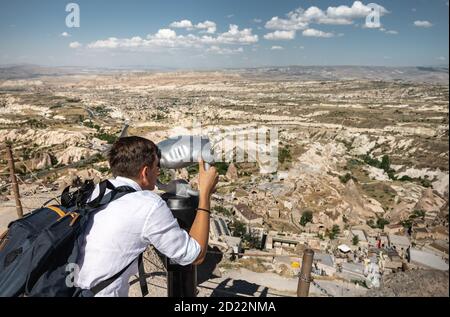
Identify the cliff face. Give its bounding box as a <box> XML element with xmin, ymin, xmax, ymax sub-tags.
<box><xmin>366</xmin><ymin>270</ymin><xmax>449</xmax><ymax>297</ymax></box>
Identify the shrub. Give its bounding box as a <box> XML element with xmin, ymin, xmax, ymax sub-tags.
<box><xmin>327</xmin><ymin>225</ymin><xmax>341</xmax><ymax>240</ymax></box>
<box><xmin>339</xmin><ymin>173</ymin><xmax>356</xmax><ymax>184</ymax></box>
<box><xmin>231</xmin><ymin>220</ymin><xmax>247</xmax><ymax>238</ymax></box>
<box><xmin>95</xmin><ymin>132</ymin><xmax>117</xmax><ymax>144</ymax></box>
<box><xmin>300</xmin><ymin>211</ymin><xmax>313</xmax><ymax>227</ymax></box>
<box><xmin>279</xmin><ymin>146</ymin><xmax>292</xmax><ymax>164</ymax></box>
<box><xmin>242</xmin><ymin>233</ymin><xmax>262</xmax><ymax>249</ymax></box>
<box><xmin>159</xmin><ymin>169</ymin><xmax>172</xmax><ymax>184</ymax></box>
<box><xmin>376</xmin><ymin>218</ymin><xmax>390</xmax><ymax>229</ymax></box>
<box><xmin>410</xmin><ymin>210</ymin><xmax>426</xmax><ymax>220</ymax></box>
<box><xmin>399</xmin><ymin>175</ymin><xmax>413</xmax><ymax>182</ymax></box>
<box><xmin>362</xmin><ymin>154</ymin><xmax>397</xmax><ymax>180</ymax></box>
<box><xmin>97</xmin><ymin>166</ymin><xmax>110</xmax><ymax>174</ymax></box>
<box><xmin>215</xmin><ymin>162</ymin><xmax>229</xmax><ymax>175</ymax></box>
<box><xmin>419</xmin><ymin>177</ymin><xmax>432</xmax><ymax>188</ymax></box>
<box><xmin>401</xmin><ymin>219</ymin><xmax>413</xmax><ymax>229</ymax></box>
<box><xmin>214</xmin><ymin>206</ymin><xmax>232</xmax><ymax>217</ymax></box>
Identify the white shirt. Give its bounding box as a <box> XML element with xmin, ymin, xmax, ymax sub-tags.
<box><xmin>75</xmin><ymin>177</ymin><xmax>201</xmax><ymax>297</ymax></box>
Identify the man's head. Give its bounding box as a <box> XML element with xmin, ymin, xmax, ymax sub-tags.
<box><xmin>108</xmin><ymin>136</ymin><xmax>160</xmax><ymax>190</ymax></box>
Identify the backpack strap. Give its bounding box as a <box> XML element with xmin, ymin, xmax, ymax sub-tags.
<box><xmin>137</xmin><ymin>253</ymin><xmax>149</xmax><ymax>296</ymax></box>
<box><xmin>84</xmin><ymin>180</ymin><xmax>136</xmax><ymax>211</ymax></box>
<box><xmin>98</xmin><ymin>184</ymin><xmax>137</xmax><ymax>206</ymax></box>
<box><xmin>86</xmin><ymin>180</ymin><xmax>112</xmax><ymax>208</ymax></box>
<box><xmin>89</xmin><ymin>253</ymin><xmax>148</xmax><ymax>297</ymax></box>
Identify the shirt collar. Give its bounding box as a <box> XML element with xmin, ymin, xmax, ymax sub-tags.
<box><xmin>115</xmin><ymin>176</ymin><xmax>143</xmax><ymax>192</ymax></box>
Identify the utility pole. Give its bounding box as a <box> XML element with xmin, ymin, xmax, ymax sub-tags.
<box><xmin>297</xmin><ymin>248</ymin><xmax>314</xmax><ymax>297</ymax></box>
<box><xmin>5</xmin><ymin>143</ymin><xmax>23</xmax><ymax>218</ymax></box>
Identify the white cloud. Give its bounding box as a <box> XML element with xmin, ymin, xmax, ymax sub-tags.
<box><xmin>271</xmin><ymin>46</ymin><xmax>284</xmax><ymax>50</ymax></box>
<box><xmin>265</xmin><ymin>14</ymin><xmax>309</xmax><ymax>31</ymax></box>
<box><xmin>414</xmin><ymin>20</ymin><xmax>433</xmax><ymax>28</ymax></box>
<box><xmin>304</xmin><ymin>6</ymin><xmax>353</xmax><ymax>25</ymax></box>
<box><xmin>385</xmin><ymin>30</ymin><xmax>398</xmax><ymax>35</ymax></box>
<box><xmin>170</xmin><ymin>20</ymin><xmax>194</xmax><ymax>29</ymax></box>
<box><xmin>326</xmin><ymin>1</ymin><xmax>388</xmax><ymax>21</ymax></box>
<box><xmin>196</xmin><ymin>21</ymin><xmax>217</xmax><ymax>34</ymax></box>
<box><xmin>264</xmin><ymin>30</ymin><xmax>296</xmax><ymax>40</ymax></box>
<box><xmin>69</xmin><ymin>41</ymin><xmax>82</xmax><ymax>49</ymax></box>
<box><xmin>212</xmin><ymin>24</ymin><xmax>258</xmax><ymax>44</ymax></box>
<box><xmin>170</xmin><ymin>19</ymin><xmax>217</xmax><ymax>34</ymax></box>
<box><xmin>437</xmin><ymin>56</ymin><xmax>446</xmax><ymax>61</ymax></box>
<box><xmin>154</xmin><ymin>29</ymin><xmax>177</xmax><ymax>39</ymax></box>
<box><xmin>265</xmin><ymin>1</ymin><xmax>388</xmax><ymax>31</ymax></box>
<box><xmin>61</xmin><ymin>32</ymin><xmax>71</xmax><ymax>37</ymax></box>
<box><xmin>253</xmin><ymin>19</ymin><xmax>262</xmax><ymax>23</ymax></box>
<box><xmin>86</xmin><ymin>25</ymin><xmax>258</xmax><ymax>51</ymax></box>
<box><xmin>207</xmin><ymin>46</ymin><xmax>243</xmax><ymax>55</ymax></box>
<box><xmin>302</xmin><ymin>28</ymin><xmax>334</xmax><ymax>38</ymax></box>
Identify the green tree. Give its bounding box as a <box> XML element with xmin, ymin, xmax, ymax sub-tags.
<box><xmin>95</xmin><ymin>132</ymin><xmax>117</xmax><ymax>144</ymax></box>
<box><xmin>339</xmin><ymin>173</ymin><xmax>354</xmax><ymax>184</ymax></box>
<box><xmin>242</xmin><ymin>232</ymin><xmax>262</xmax><ymax>249</ymax></box>
<box><xmin>380</xmin><ymin>155</ymin><xmax>391</xmax><ymax>172</ymax></box>
<box><xmin>410</xmin><ymin>210</ymin><xmax>426</xmax><ymax>220</ymax></box>
<box><xmin>213</xmin><ymin>206</ymin><xmax>232</xmax><ymax>217</ymax></box>
<box><xmin>300</xmin><ymin>211</ymin><xmax>313</xmax><ymax>227</ymax></box>
<box><xmin>401</xmin><ymin>219</ymin><xmax>413</xmax><ymax>229</ymax></box>
<box><xmin>376</xmin><ymin>218</ymin><xmax>390</xmax><ymax>229</ymax></box>
<box><xmin>158</xmin><ymin>169</ymin><xmax>172</xmax><ymax>184</ymax></box>
<box><xmin>232</xmin><ymin>220</ymin><xmax>247</xmax><ymax>237</ymax></box>
<box><xmin>419</xmin><ymin>177</ymin><xmax>432</xmax><ymax>188</ymax></box>
<box><xmin>352</xmin><ymin>235</ymin><xmax>359</xmax><ymax>246</ymax></box>
<box><xmin>215</xmin><ymin>162</ymin><xmax>230</xmax><ymax>175</ymax></box>
<box><xmin>328</xmin><ymin>225</ymin><xmax>341</xmax><ymax>240</ymax></box>
<box><xmin>279</xmin><ymin>146</ymin><xmax>292</xmax><ymax>164</ymax></box>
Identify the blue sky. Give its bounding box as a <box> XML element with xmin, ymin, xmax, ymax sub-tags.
<box><xmin>0</xmin><ymin>0</ymin><xmax>448</xmax><ymax>69</ymax></box>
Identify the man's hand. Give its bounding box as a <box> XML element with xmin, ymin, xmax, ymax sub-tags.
<box><xmin>189</xmin><ymin>158</ymin><xmax>219</xmax><ymax>265</ymax></box>
<box><xmin>198</xmin><ymin>158</ymin><xmax>219</xmax><ymax>199</ymax></box>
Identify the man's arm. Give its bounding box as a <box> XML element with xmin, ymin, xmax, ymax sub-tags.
<box><xmin>189</xmin><ymin>158</ymin><xmax>218</xmax><ymax>265</ymax></box>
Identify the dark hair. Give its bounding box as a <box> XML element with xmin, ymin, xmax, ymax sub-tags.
<box><xmin>108</xmin><ymin>136</ymin><xmax>158</xmax><ymax>179</ymax></box>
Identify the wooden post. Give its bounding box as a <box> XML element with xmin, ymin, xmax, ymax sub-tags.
<box><xmin>5</xmin><ymin>144</ymin><xmax>23</xmax><ymax>218</ymax></box>
<box><xmin>297</xmin><ymin>248</ymin><xmax>314</xmax><ymax>297</ymax></box>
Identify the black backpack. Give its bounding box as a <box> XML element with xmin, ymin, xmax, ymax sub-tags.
<box><xmin>0</xmin><ymin>179</ymin><xmax>149</xmax><ymax>297</ymax></box>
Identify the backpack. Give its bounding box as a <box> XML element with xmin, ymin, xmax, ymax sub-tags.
<box><xmin>0</xmin><ymin>179</ymin><xmax>149</xmax><ymax>297</ymax></box>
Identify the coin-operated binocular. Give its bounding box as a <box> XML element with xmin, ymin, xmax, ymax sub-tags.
<box><xmin>156</xmin><ymin>136</ymin><xmax>214</xmax><ymax>297</ymax></box>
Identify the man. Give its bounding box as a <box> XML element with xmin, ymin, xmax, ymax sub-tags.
<box><xmin>75</xmin><ymin>136</ymin><xmax>219</xmax><ymax>297</ymax></box>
